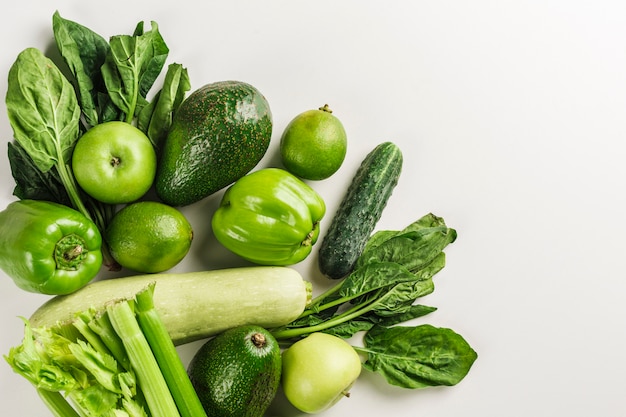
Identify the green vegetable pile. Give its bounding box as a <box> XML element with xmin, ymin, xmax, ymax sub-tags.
<box><xmin>6</xmin><ymin>11</ymin><xmax>190</xmax><ymax>271</ymax></box>
<box><xmin>1</xmin><ymin>11</ymin><xmax>478</xmax><ymax>417</ymax></box>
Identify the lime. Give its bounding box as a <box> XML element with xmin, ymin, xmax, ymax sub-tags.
<box><xmin>280</xmin><ymin>104</ymin><xmax>347</xmax><ymax>180</ymax></box>
<box><xmin>105</xmin><ymin>201</ymin><xmax>193</xmax><ymax>273</ymax></box>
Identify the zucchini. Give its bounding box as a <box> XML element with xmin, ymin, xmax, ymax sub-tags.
<box><xmin>318</xmin><ymin>142</ymin><xmax>403</xmax><ymax>279</ymax></box>
<box><xmin>29</xmin><ymin>266</ymin><xmax>312</xmax><ymax>345</ymax></box>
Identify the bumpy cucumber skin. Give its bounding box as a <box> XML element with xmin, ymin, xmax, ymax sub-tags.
<box><xmin>318</xmin><ymin>142</ymin><xmax>403</xmax><ymax>279</ymax></box>
<box><xmin>187</xmin><ymin>325</ymin><xmax>281</xmax><ymax>417</ymax></box>
<box><xmin>29</xmin><ymin>267</ymin><xmax>309</xmax><ymax>345</ymax></box>
<box><xmin>156</xmin><ymin>80</ymin><xmax>272</xmax><ymax>206</ymax></box>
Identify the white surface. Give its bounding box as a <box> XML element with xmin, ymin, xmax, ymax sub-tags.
<box><xmin>1</xmin><ymin>1</ymin><xmax>626</xmax><ymax>416</ymax></box>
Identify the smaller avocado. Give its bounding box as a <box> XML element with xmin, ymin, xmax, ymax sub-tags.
<box><xmin>187</xmin><ymin>325</ymin><xmax>281</xmax><ymax>417</ymax></box>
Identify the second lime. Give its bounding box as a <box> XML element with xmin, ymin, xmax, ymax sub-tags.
<box><xmin>105</xmin><ymin>201</ymin><xmax>193</xmax><ymax>273</ymax></box>
<box><xmin>280</xmin><ymin>104</ymin><xmax>347</xmax><ymax>181</ymax></box>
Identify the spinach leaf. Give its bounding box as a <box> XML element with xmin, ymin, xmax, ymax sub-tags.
<box><xmin>131</xmin><ymin>21</ymin><xmax>169</xmax><ymax>100</ymax></box>
<box><xmin>322</xmin><ymin>305</ymin><xmax>437</xmax><ymax>339</ymax></box>
<box><xmin>368</xmin><ymin>278</ymin><xmax>435</xmax><ymax>317</ymax></box>
<box><xmin>52</xmin><ymin>11</ymin><xmax>111</xmax><ymax>127</ymax></box>
<box><xmin>357</xmin><ymin>213</ymin><xmax>457</xmax><ymax>273</ymax></box>
<box><xmin>359</xmin><ymin>324</ymin><xmax>478</xmax><ymax>389</ymax></box>
<box><xmin>137</xmin><ymin>63</ymin><xmax>190</xmax><ymax>149</ymax></box>
<box><xmin>5</xmin><ymin>46</ymin><xmax>96</xmax><ymax>223</ymax></box>
<box><xmin>347</xmin><ymin>252</ymin><xmax>444</xmax><ymax>317</ymax></box>
<box><xmin>374</xmin><ymin>304</ymin><xmax>438</xmax><ymax>325</ymax></box>
<box><xmin>6</xmin><ymin>48</ymin><xmax>81</xmax><ymax>173</ymax></box>
<box><xmin>98</xmin><ymin>91</ymin><xmax>123</xmax><ymax>123</ymax></box>
<box><xmin>363</xmin><ymin>212</ymin><xmax>446</xmax><ymax>251</ymax></box>
<box><xmin>101</xmin><ymin>21</ymin><xmax>169</xmax><ymax>122</ymax></box>
<box><xmin>339</xmin><ymin>262</ymin><xmax>418</xmax><ymax>300</ymax></box>
<box><xmin>7</xmin><ymin>141</ymin><xmax>71</xmax><ymax>205</ymax></box>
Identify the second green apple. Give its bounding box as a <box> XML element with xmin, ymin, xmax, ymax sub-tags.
<box><xmin>281</xmin><ymin>332</ymin><xmax>362</xmax><ymax>414</ymax></box>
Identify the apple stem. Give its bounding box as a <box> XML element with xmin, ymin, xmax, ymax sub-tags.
<box><xmin>110</xmin><ymin>156</ymin><xmax>121</xmax><ymax>167</ymax></box>
<box><xmin>342</xmin><ymin>390</ymin><xmax>351</xmax><ymax>398</ymax></box>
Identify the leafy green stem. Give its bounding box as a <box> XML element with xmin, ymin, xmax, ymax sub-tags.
<box><xmin>36</xmin><ymin>388</ymin><xmax>80</xmax><ymax>417</ymax></box>
<box><xmin>55</xmin><ymin>160</ymin><xmax>91</xmax><ymax>221</ymax></box>
<box><xmin>273</xmin><ymin>297</ymin><xmax>379</xmax><ymax>341</ymax></box>
<box><xmin>125</xmin><ymin>76</ymin><xmax>138</xmax><ymax>124</ymax></box>
<box><xmin>306</xmin><ymin>281</ymin><xmax>343</xmax><ymax>309</ymax></box>
<box><xmin>84</xmin><ymin>198</ymin><xmax>119</xmax><ymax>270</ymax></box>
<box><xmin>298</xmin><ymin>288</ymin><xmax>356</xmax><ymax>319</ymax></box>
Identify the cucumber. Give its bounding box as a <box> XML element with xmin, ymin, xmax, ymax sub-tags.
<box><xmin>29</xmin><ymin>266</ymin><xmax>311</xmax><ymax>345</ymax></box>
<box><xmin>318</xmin><ymin>142</ymin><xmax>403</xmax><ymax>279</ymax></box>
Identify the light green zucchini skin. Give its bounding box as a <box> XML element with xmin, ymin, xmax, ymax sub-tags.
<box><xmin>29</xmin><ymin>266</ymin><xmax>311</xmax><ymax>345</ymax></box>
<box><xmin>318</xmin><ymin>142</ymin><xmax>403</xmax><ymax>279</ymax></box>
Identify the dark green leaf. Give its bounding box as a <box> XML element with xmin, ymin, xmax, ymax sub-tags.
<box><xmin>97</xmin><ymin>92</ymin><xmax>122</xmax><ymax>122</ymax></box>
<box><xmin>369</xmin><ymin>278</ymin><xmax>434</xmax><ymax>316</ymax></box>
<box><xmin>134</xmin><ymin>23</ymin><xmax>169</xmax><ymax>100</ymax></box>
<box><xmin>101</xmin><ymin>21</ymin><xmax>169</xmax><ymax>120</ymax></box>
<box><xmin>363</xmin><ymin>213</ymin><xmax>447</xmax><ymax>252</ymax></box>
<box><xmin>339</xmin><ymin>262</ymin><xmax>417</xmax><ymax>300</ymax></box>
<box><xmin>322</xmin><ymin>305</ymin><xmax>437</xmax><ymax>339</ymax></box>
<box><xmin>362</xmin><ymin>324</ymin><xmax>478</xmax><ymax>389</ymax></box>
<box><xmin>52</xmin><ymin>11</ymin><xmax>110</xmax><ymax>127</ymax></box>
<box><xmin>322</xmin><ymin>320</ymin><xmax>375</xmax><ymax>338</ymax></box>
<box><xmin>348</xmin><ymin>252</ymin><xmax>444</xmax><ymax>312</ymax></box>
<box><xmin>375</xmin><ymin>304</ymin><xmax>438</xmax><ymax>325</ymax></box>
<box><xmin>137</xmin><ymin>63</ymin><xmax>190</xmax><ymax>149</ymax></box>
<box><xmin>7</xmin><ymin>141</ymin><xmax>71</xmax><ymax>205</ymax></box>
<box><xmin>358</xmin><ymin>213</ymin><xmax>457</xmax><ymax>274</ymax></box>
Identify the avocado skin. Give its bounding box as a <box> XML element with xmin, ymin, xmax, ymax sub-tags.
<box><xmin>156</xmin><ymin>80</ymin><xmax>272</xmax><ymax>206</ymax></box>
<box><xmin>187</xmin><ymin>325</ymin><xmax>282</xmax><ymax>417</ymax></box>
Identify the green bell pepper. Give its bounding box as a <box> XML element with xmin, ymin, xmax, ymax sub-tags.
<box><xmin>212</xmin><ymin>168</ymin><xmax>326</xmax><ymax>265</ymax></box>
<box><xmin>0</xmin><ymin>199</ymin><xmax>103</xmax><ymax>295</ymax></box>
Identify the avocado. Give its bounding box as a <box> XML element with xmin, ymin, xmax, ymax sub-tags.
<box><xmin>187</xmin><ymin>325</ymin><xmax>282</xmax><ymax>417</ymax></box>
<box><xmin>156</xmin><ymin>80</ymin><xmax>272</xmax><ymax>206</ymax></box>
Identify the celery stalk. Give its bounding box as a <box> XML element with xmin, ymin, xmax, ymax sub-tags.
<box><xmin>72</xmin><ymin>313</ymin><xmax>115</xmax><ymax>362</ymax></box>
<box><xmin>107</xmin><ymin>298</ymin><xmax>181</xmax><ymax>417</ymax></box>
<box><xmin>37</xmin><ymin>388</ymin><xmax>81</xmax><ymax>417</ymax></box>
<box><xmin>135</xmin><ymin>284</ymin><xmax>208</xmax><ymax>417</ymax></box>
<box><xmin>87</xmin><ymin>311</ymin><xmax>132</xmax><ymax>371</ymax></box>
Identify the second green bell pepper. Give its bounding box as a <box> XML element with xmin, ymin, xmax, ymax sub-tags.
<box><xmin>0</xmin><ymin>199</ymin><xmax>103</xmax><ymax>295</ymax></box>
<box><xmin>212</xmin><ymin>168</ymin><xmax>326</xmax><ymax>265</ymax></box>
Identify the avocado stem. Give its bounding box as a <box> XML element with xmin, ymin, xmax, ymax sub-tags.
<box><xmin>251</xmin><ymin>332</ymin><xmax>267</xmax><ymax>348</ymax></box>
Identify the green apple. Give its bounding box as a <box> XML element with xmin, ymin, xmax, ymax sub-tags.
<box><xmin>281</xmin><ymin>332</ymin><xmax>362</xmax><ymax>414</ymax></box>
<box><xmin>72</xmin><ymin>121</ymin><xmax>156</xmax><ymax>204</ymax></box>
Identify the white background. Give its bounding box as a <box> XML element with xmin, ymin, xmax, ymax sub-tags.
<box><xmin>1</xmin><ymin>1</ymin><xmax>625</xmax><ymax>416</ymax></box>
